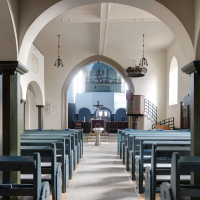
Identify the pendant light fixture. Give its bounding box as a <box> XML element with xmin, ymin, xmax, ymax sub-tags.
<box><xmin>54</xmin><ymin>35</ymin><xmax>64</xmax><ymax>68</ymax></box>
<box><xmin>94</xmin><ymin>61</ymin><xmax>103</xmax><ymax>82</ymax></box>
<box><xmin>125</xmin><ymin>34</ymin><xmax>148</xmax><ymax>77</ymax></box>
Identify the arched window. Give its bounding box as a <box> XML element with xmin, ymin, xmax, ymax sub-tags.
<box><xmin>169</xmin><ymin>57</ymin><xmax>178</xmax><ymax>105</ymax></box>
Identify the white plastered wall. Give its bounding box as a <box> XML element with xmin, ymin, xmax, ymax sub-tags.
<box><xmin>25</xmin><ymin>85</ymin><xmax>38</xmax><ymax>129</ymax></box>
<box><xmin>43</xmin><ymin>50</ymin><xmax>166</xmax><ymax>129</ymax></box>
<box><xmin>105</xmin><ymin>50</ymin><xmax>166</xmax><ymax>122</ymax></box>
<box><xmin>165</xmin><ymin>41</ymin><xmax>190</xmax><ymax>128</ymax></box>
<box><xmin>43</xmin><ymin>51</ymin><xmax>96</xmax><ymax>129</ymax></box>
<box><xmin>20</xmin><ymin>44</ymin><xmax>45</xmax><ymax>105</ymax></box>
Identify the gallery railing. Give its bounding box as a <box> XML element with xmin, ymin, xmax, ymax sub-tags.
<box><xmin>152</xmin><ymin>117</ymin><xmax>174</xmax><ymax>130</ymax></box>
<box><xmin>144</xmin><ymin>99</ymin><xmax>157</xmax><ymax>124</ymax></box>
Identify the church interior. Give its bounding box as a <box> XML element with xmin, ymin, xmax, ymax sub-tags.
<box><xmin>0</xmin><ymin>0</ymin><xmax>200</xmax><ymax>199</ymax></box>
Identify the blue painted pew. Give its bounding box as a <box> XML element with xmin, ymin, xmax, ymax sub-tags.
<box><xmin>126</xmin><ymin>135</ymin><xmax>190</xmax><ymax>174</ymax></box>
<box><xmin>141</xmin><ymin>145</ymin><xmax>190</xmax><ymax>199</ymax></box>
<box><xmin>21</xmin><ymin>139</ymin><xmax>69</xmax><ymax>193</ymax></box>
<box><xmin>24</xmin><ymin>129</ymin><xmax>83</xmax><ymax>158</ymax></box>
<box><xmin>21</xmin><ymin>144</ymin><xmax>62</xmax><ymax>200</ymax></box>
<box><xmin>160</xmin><ymin>153</ymin><xmax>200</xmax><ymax>200</ymax></box>
<box><xmin>0</xmin><ymin>153</ymin><xmax>50</xmax><ymax>200</ymax></box>
<box><xmin>129</xmin><ymin>139</ymin><xmax>188</xmax><ymax>181</ymax></box>
<box><xmin>20</xmin><ymin>134</ymin><xmax>74</xmax><ymax>180</ymax></box>
<box><xmin>22</xmin><ymin>131</ymin><xmax>78</xmax><ymax>170</ymax></box>
<box><xmin>117</xmin><ymin>129</ymin><xmax>190</xmax><ymax>155</ymax></box>
<box><xmin>119</xmin><ymin>130</ymin><xmax>190</xmax><ymax>162</ymax></box>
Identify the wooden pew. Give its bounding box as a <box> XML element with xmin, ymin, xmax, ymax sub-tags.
<box><xmin>123</xmin><ymin>134</ymin><xmax>190</xmax><ymax>170</ymax></box>
<box><xmin>21</xmin><ymin>144</ymin><xmax>61</xmax><ymax>200</ymax></box>
<box><xmin>21</xmin><ymin>139</ymin><xmax>69</xmax><ymax>193</ymax></box>
<box><xmin>0</xmin><ymin>153</ymin><xmax>50</xmax><ymax>200</ymax></box>
<box><xmin>160</xmin><ymin>153</ymin><xmax>200</xmax><ymax>200</ymax></box>
<box><xmin>21</xmin><ymin>134</ymin><xmax>74</xmax><ymax>180</ymax></box>
<box><xmin>117</xmin><ymin>129</ymin><xmax>190</xmax><ymax>155</ymax></box>
<box><xmin>23</xmin><ymin>131</ymin><xmax>79</xmax><ymax>169</ymax></box>
<box><xmin>24</xmin><ymin>129</ymin><xmax>83</xmax><ymax>159</ymax></box>
<box><xmin>129</xmin><ymin>137</ymin><xmax>190</xmax><ymax>180</ymax></box>
<box><xmin>119</xmin><ymin>130</ymin><xmax>190</xmax><ymax>161</ymax></box>
<box><xmin>138</xmin><ymin>144</ymin><xmax>190</xmax><ymax>199</ymax></box>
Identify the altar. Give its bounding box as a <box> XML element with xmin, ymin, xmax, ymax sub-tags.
<box><xmin>89</xmin><ymin>119</ymin><xmax>108</xmax><ymax>133</ymax></box>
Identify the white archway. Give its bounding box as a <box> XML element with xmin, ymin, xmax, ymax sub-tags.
<box><xmin>61</xmin><ymin>55</ymin><xmax>134</xmax><ymax>129</ymax></box>
<box><xmin>18</xmin><ymin>0</ymin><xmax>194</xmax><ymax>67</ymax></box>
<box><xmin>25</xmin><ymin>81</ymin><xmax>43</xmax><ymax>129</ymax></box>
<box><xmin>26</xmin><ymin>81</ymin><xmax>43</xmax><ymax>105</ymax></box>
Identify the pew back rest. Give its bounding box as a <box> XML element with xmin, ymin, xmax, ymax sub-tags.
<box><xmin>0</xmin><ymin>153</ymin><xmax>42</xmax><ymax>197</ymax></box>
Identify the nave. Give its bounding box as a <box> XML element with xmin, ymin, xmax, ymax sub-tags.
<box><xmin>66</xmin><ymin>143</ymin><xmax>139</xmax><ymax>200</ymax></box>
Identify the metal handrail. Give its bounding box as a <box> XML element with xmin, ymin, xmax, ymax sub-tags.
<box><xmin>144</xmin><ymin>99</ymin><xmax>157</xmax><ymax>124</ymax></box>
<box><xmin>152</xmin><ymin>117</ymin><xmax>174</xmax><ymax>130</ymax></box>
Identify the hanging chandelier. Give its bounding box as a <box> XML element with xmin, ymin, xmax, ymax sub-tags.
<box><xmin>94</xmin><ymin>61</ymin><xmax>103</xmax><ymax>82</ymax></box>
<box><xmin>125</xmin><ymin>34</ymin><xmax>148</xmax><ymax>77</ymax></box>
<box><xmin>54</xmin><ymin>35</ymin><xmax>64</xmax><ymax>68</ymax></box>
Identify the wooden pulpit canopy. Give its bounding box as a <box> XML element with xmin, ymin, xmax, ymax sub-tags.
<box><xmin>126</xmin><ymin>90</ymin><xmax>144</xmax><ymax>116</ymax></box>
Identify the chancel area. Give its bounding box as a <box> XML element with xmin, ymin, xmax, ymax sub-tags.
<box><xmin>0</xmin><ymin>1</ymin><xmax>200</xmax><ymax>200</ymax></box>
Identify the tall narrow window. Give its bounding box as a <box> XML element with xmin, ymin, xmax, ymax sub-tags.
<box><xmin>169</xmin><ymin>57</ymin><xmax>178</xmax><ymax>105</ymax></box>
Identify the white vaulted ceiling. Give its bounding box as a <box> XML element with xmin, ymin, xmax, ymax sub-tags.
<box><xmin>34</xmin><ymin>3</ymin><xmax>175</xmax><ymax>54</ymax></box>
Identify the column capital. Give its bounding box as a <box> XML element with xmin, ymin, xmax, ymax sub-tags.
<box><xmin>181</xmin><ymin>61</ymin><xmax>200</xmax><ymax>75</ymax></box>
<box><xmin>0</xmin><ymin>61</ymin><xmax>28</xmax><ymax>75</ymax></box>
<box><xmin>20</xmin><ymin>99</ymin><xmax>27</xmax><ymax>104</ymax></box>
<box><xmin>36</xmin><ymin>105</ymin><xmax>45</xmax><ymax>108</ymax></box>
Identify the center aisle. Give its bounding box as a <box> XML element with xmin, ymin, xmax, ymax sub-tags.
<box><xmin>66</xmin><ymin>143</ymin><xmax>139</xmax><ymax>200</ymax></box>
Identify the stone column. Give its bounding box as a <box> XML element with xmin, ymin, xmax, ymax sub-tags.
<box><xmin>0</xmin><ymin>61</ymin><xmax>28</xmax><ymax>192</ymax></box>
<box><xmin>182</xmin><ymin>61</ymin><xmax>200</xmax><ymax>190</ymax></box>
<box><xmin>36</xmin><ymin>105</ymin><xmax>45</xmax><ymax>129</ymax></box>
<box><xmin>20</xmin><ymin>99</ymin><xmax>26</xmax><ymax>133</ymax></box>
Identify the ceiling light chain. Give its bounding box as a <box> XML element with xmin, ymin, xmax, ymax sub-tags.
<box><xmin>54</xmin><ymin>35</ymin><xmax>64</xmax><ymax>68</ymax></box>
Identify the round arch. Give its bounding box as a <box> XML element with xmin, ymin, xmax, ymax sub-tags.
<box><xmin>78</xmin><ymin>107</ymin><xmax>91</xmax><ymax>122</ymax></box>
<box><xmin>18</xmin><ymin>0</ymin><xmax>194</xmax><ymax>66</ymax></box>
<box><xmin>61</xmin><ymin>55</ymin><xmax>134</xmax><ymax>128</ymax></box>
<box><xmin>26</xmin><ymin>81</ymin><xmax>43</xmax><ymax>105</ymax></box>
<box><xmin>115</xmin><ymin>108</ymin><xmax>128</xmax><ymax>121</ymax></box>
<box><xmin>115</xmin><ymin>107</ymin><xmax>126</xmax><ymax>113</ymax></box>
<box><xmin>78</xmin><ymin>107</ymin><xmax>92</xmax><ymax>114</ymax></box>
<box><xmin>94</xmin><ymin>107</ymin><xmax>113</xmax><ymax>115</ymax></box>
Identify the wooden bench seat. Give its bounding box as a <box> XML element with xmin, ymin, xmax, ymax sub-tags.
<box><xmin>160</xmin><ymin>153</ymin><xmax>200</xmax><ymax>200</ymax></box>
<box><xmin>21</xmin><ymin>144</ymin><xmax>61</xmax><ymax>200</ymax></box>
<box><xmin>21</xmin><ymin>139</ymin><xmax>69</xmax><ymax>192</ymax></box>
<box><xmin>0</xmin><ymin>153</ymin><xmax>50</xmax><ymax>200</ymax></box>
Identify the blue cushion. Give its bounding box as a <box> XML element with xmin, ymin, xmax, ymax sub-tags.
<box><xmin>158</xmin><ymin>129</ymin><xmax>163</xmax><ymax>131</ymax></box>
<box><xmin>38</xmin><ymin>128</ymin><xmax>43</xmax><ymax>131</ymax></box>
<box><xmin>65</xmin><ymin>128</ymin><xmax>70</xmax><ymax>131</ymax></box>
<box><xmin>152</xmin><ymin>129</ymin><xmax>157</xmax><ymax>131</ymax></box>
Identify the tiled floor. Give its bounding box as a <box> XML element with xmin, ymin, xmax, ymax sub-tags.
<box><xmin>66</xmin><ymin>143</ymin><xmax>139</xmax><ymax>200</ymax></box>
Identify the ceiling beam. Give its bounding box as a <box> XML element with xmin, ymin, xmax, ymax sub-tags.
<box><xmin>98</xmin><ymin>3</ymin><xmax>110</xmax><ymax>56</ymax></box>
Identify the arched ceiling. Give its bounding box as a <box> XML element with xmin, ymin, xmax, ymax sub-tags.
<box><xmin>34</xmin><ymin>3</ymin><xmax>175</xmax><ymax>56</ymax></box>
